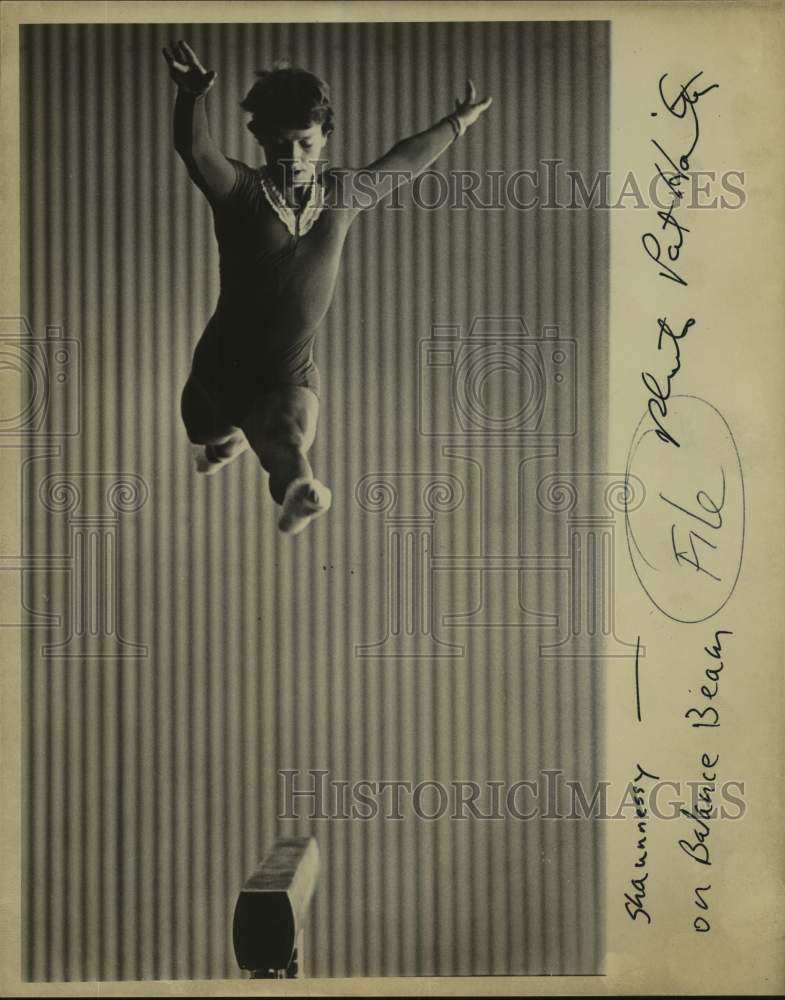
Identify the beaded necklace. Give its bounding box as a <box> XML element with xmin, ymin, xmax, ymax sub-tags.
<box><xmin>259</xmin><ymin>165</ymin><xmax>326</xmax><ymax>237</ymax></box>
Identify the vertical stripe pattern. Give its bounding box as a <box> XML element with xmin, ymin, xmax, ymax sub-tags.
<box><xmin>20</xmin><ymin>20</ymin><xmax>609</xmax><ymax>979</ymax></box>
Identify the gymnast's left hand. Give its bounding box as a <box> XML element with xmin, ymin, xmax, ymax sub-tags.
<box><xmin>453</xmin><ymin>79</ymin><xmax>493</xmax><ymax>129</ymax></box>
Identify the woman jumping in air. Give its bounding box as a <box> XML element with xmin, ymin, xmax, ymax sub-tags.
<box><xmin>163</xmin><ymin>40</ymin><xmax>492</xmax><ymax>535</ymax></box>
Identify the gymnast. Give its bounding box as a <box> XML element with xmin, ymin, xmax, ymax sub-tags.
<box><xmin>163</xmin><ymin>39</ymin><xmax>492</xmax><ymax>535</ymax></box>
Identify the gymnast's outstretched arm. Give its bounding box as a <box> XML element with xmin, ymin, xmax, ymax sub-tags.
<box><xmin>350</xmin><ymin>80</ymin><xmax>493</xmax><ymax>209</ymax></box>
<box><xmin>163</xmin><ymin>40</ymin><xmax>235</xmax><ymax>203</ymax></box>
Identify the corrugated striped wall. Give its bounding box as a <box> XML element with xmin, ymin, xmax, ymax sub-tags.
<box><xmin>20</xmin><ymin>20</ymin><xmax>609</xmax><ymax>980</ymax></box>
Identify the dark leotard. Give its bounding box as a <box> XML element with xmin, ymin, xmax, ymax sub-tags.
<box><xmin>191</xmin><ymin>158</ymin><xmax>352</xmax><ymax>426</ymax></box>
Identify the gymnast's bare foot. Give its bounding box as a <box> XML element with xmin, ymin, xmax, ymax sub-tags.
<box><xmin>278</xmin><ymin>477</ymin><xmax>332</xmax><ymax>535</ymax></box>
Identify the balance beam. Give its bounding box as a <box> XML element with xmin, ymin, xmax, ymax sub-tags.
<box><xmin>232</xmin><ymin>836</ymin><xmax>320</xmax><ymax>978</ymax></box>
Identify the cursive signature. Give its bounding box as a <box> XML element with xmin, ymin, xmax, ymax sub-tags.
<box><xmin>642</xmin><ymin>71</ymin><xmax>719</xmax><ymax>287</ymax></box>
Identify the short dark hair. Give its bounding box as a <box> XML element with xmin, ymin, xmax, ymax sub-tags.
<box><xmin>239</xmin><ymin>60</ymin><xmax>335</xmax><ymax>143</ymax></box>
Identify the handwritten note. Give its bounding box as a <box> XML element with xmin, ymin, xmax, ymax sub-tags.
<box><xmin>621</xmin><ymin>68</ymin><xmax>745</xmax><ymax>942</ymax></box>
<box><xmin>625</xmin><ymin>69</ymin><xmax>744</xmax><ymax>624</ymax></box>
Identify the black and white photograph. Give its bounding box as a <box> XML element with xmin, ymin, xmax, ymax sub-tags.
<box><xmin>1</xmin><ymin>1</ymin><xmax>784</xmax><ymax>994</ymax></box>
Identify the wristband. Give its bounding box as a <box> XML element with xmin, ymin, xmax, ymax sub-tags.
<box><xmin>443</xmin><ymin>112</ymin><xmax>466</xmax><ymax>140</ymax></box>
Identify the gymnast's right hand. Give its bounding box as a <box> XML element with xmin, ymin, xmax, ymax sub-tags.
<box><xmin>162</xmin><ymin>40</ymin><xmax>217</xmax><ymax>95</ymax></box>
